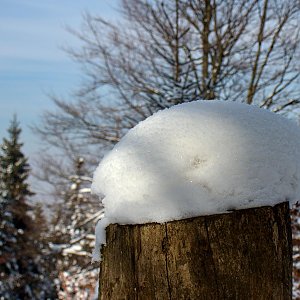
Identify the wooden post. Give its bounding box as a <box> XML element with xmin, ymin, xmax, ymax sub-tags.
<box><xmin>98</xmin><ymin>202</ymin><xmax>292</xmax><ymax>299</ymax></box>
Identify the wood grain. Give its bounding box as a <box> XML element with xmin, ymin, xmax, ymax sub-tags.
<box><xmin>99</xmin><ymin>202</ymin><xmax>292</xmax><ymax>300</ymax></box>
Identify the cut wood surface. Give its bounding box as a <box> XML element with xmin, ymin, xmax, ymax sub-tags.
<box><xmin>98</xmin><ymin>202</ymin><xmax>292</xmax><ymax>300</ymax></box>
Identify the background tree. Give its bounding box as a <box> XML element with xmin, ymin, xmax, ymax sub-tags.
<box><xmin>0</xmin><ymin>116</ymin><xmax>56</xmax><ymax>299</ymax></box>
<box><xmin>47</xmin><ymin>157</ymin><xmax>103</xmax><ymax>299</ymax></box>
<box><xmin>34</xmin><ymin>0</ymin><xmax>300</xmax><ymax>195</ymax></box>
<box><xmin>36</xmin><ymin>0</ymin><xmax>300</xmax><ymax>149</ymax></box>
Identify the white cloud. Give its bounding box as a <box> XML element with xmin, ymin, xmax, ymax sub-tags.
<box><xmin>0</xmin><ymin>0</ymin><xmax>118</xmax><ymax>62</ymax></box>
<box><xmin>0</xmin><ymin>17</ymin><xmax>77</xmax><ymax>61</ymax></box>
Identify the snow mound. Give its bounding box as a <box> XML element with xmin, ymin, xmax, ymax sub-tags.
<box><xmin>92</xmin><ymin>100</ymin><xmax>300</xmax><ymax>261</ymax></box>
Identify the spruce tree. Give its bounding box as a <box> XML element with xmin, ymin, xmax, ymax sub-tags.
<box><xmin>49</xmin><ymin>157</ymin><xmax>101</xmax><ymax>298</ymax></box>
<box><xmin>0</xmin><ymin>116</ymin><xmax>56</xmax><ymax>299</ymax></box>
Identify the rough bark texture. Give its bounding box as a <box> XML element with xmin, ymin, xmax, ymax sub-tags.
<box><xmin>98</xmin><ymin>202</ymin><xmax>292</xmax><ymax>299</ymax></box>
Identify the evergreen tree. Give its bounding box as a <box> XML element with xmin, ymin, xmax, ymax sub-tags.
<box><xmin>0</xmin><ymin>116</ymin><xmax>56</xmax><ymax>299</ymax></box>
<box><xmin>49</xmin><ymin>157</ymin><xmax>102</xmax><ymax>299</ymax></box>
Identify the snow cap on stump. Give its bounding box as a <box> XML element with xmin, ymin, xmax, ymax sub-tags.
<box><xmin>92</xmin><ymin>100</ymin><xmax>300</xmax><ymax>261</ymax></box>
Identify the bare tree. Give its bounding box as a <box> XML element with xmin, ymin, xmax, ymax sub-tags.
<box><xmin>36</xmin><ymin>0</ymin><xmax>300</xmax><ymax>159</ymax></box>
<box><xmin>34</xmin><ymin>0</ymin><xmax>300</xmax><ymax>227</ymax></box>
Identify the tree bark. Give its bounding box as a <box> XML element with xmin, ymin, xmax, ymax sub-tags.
<box><xmin>98</xmin><ymin>202</ymin><xmax>292</xmax><ymax>299</ymax></box>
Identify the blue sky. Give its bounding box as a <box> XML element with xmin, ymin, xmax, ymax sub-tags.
<box><xmin>0</xmin><ymin>0</ymin><xmax>118</xmax><ymax>158</ymax></box>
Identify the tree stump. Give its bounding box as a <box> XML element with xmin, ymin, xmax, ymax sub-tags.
<box><xmin>98</xmin><ymin>202</ymin><xmax>292</xmax><ymax>299</ymax></box>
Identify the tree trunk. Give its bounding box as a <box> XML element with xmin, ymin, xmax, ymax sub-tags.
<box><xmin>98</xmin><ymin>202</ymin><xmax>292</xmax><ymax>299</ymax></box>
